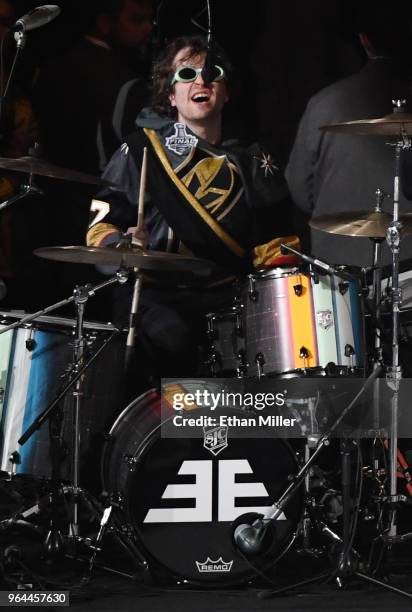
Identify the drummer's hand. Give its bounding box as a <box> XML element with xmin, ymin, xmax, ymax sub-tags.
<box><xmin>126</xmin><ymin>226</ymin><xmax>149</xmax><ymax>249</ymax></box>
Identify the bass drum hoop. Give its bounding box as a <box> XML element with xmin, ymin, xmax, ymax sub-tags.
<box><xmin>101</xmin><ymin>388</ymin><xmax>303</xmax><ymax>586</ymax></box>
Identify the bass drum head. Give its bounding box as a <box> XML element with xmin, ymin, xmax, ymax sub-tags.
<box><xmin>102</xmin><ymin>388</ymin><xmax>302</xmax><ymax>585</ymax></box>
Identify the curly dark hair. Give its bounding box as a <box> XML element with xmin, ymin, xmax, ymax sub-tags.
<box><xmin>151</xmin><ymin>35</ymin><xmax>234</xmax><ymax>119</ymax></box>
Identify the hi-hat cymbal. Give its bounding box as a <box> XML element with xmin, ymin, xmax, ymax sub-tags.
<box><xmin>34</xmin><ymin>245</ymin><xmax>214</xmax><ymax>276</ymax></box>
<box><xmin>0</xmin><ymin>156</ymin><xmax>113</xmax><ymax>186</ymax></box>
<box><xmin>320</xmin><ymin>111</ymin><xmax>412</xmax><ymax>136</ymax></box>
<box><xmin>310</xmin><ymin>210</ymin><xmax>412</xmax><ymax>238</ymax></box>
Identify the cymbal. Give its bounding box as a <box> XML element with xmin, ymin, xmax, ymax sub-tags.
<box><xmin>34</xmin><ymin>245</ymin><xmax>214</xmax><ymax>276</ymax></box>
<box><xmin>320</xmin><ymin>111</ymin><xmax>412</xmax><ymax>136</ymax></box>
<box><xmin>310</xmin><ymin>210</ymin><xmax>412</xmax><ymax>238</ymax></box>
<box><xmin>0</xmin><ymin>156</ymin><xmax>113</xmax><ymax>186</ymax></box>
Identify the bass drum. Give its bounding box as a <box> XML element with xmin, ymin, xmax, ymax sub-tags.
<box><xmin>102</xmin><ymin>387</ymin><xmax>303</xmax><ymax>586</ymax></box>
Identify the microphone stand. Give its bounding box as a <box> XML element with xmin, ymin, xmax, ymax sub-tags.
<box><xmin>0</xmin><ymin>28</ymin><xmax>26</xmax><ymax>140</ymax></box>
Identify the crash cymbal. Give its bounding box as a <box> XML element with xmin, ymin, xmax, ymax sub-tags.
<box><xmin>34</xmin><ymin>245</ymin><xmax>214</xmax><ymax>276</ymax></box>
<box><xmin>310</xmin><ymin>210</ymin><xmax>412</xmax><ymax>238</ymax></box>
<box><xmin>320</xmin><ymin>111</ymin><xmax>412</xmax><ymax>136</ymax></box>
<box><xmin>0</xmin><ymin>156</ymin><xmax>113</xmax><ymax>186</ymax></box>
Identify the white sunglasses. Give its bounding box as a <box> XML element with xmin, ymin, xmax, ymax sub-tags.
<box><xmin>171</xmin><ymin>64</ymin><xmax>225</xmax><ymax>85</ymax></box>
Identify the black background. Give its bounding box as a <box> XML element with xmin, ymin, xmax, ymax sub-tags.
<box><xmin>17</xmin><ymin>0</ymin><xmax>366</xmax><ymax>165</ymax></box>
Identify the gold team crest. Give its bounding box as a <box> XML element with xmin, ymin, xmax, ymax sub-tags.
<box><xmin>176</xmin><ymin>148</ymin><xmax>243</xmax><ymax>221</ymax></box>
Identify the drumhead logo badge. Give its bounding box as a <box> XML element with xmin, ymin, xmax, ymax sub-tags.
<box><xmin>316</xmin><ymin>309</ymin><xmax>334</xmax><ymax>331</ymax></box>
<box><xmin>196</xmin><ymin>557</ymin><xmax>234</xmax><ymax>573</ymax></box>
<box><xmin>203</xmin><ymin>424</ymin><xmax>228</xmax><ymax>456</ymax></box>
<box><xmin>165</xmin><ymin>123</ymin><xmax>198</xmax><ymax>155</ymax></box>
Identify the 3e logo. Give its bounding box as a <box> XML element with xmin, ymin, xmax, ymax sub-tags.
<box><xmin>143</xmin><ymin>459</ymin><xmax>286</xmax><ymax>523</ymax></box>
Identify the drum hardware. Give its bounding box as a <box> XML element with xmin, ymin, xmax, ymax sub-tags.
<box><xmin>0</xmin><ymin>309</ymin><xmax>118</xmax><ymax>333</ymax></box>
<box><xmin>253</xmin><ymin>102</ymin><xmax>412</xmax><ymax>600</ymax></box>
<box><xmin>233</xmin><ymin>365</ymin><xmax>412</xmax><ymax>599</ymax></box>
<box><xmin>375</xmin><ymin>101</ymin><xmax>412</xmax><ymax>552</ymax></box>
<box><xmin>247</xmin><ymin>275</ymin><xmax>258</xmax><ymax>302</ymax></box>
<box><xmin>299</xmin><ymin>346</ymin><xmax>309</xmax><ymax>369</ymax></box>
<box><xmin>0</xmin><ymin>171</ymin><xmax>44</xmax><ymax>213</ymax></box>
<box><xmin>255</xmin><ymin>352</ymin><xmax>265</xmax><ymax>377</ymax></box>
<box><xmin>0</xmin><ymin>271</ymin><xmax>127</xmax><ymax>337</ymax></box>
<box><xmin>344</xmin><ymin>345</ymin><xmax>356</xmax><ymax>369</ymax></box>
<box><xmin>0</xmin><ymin>271</ymin><xmax>151</xmax><ymax>579</ymax></box>
<box><xmin>280</xmin><ymin>243</ymin><xmax>361</xmax><ymax>281</ymax></box>
<box><xmin>14</xmin><ymin>277</ymin><xmax>125</xmax><ymax>540</ymax></box>
<box><xmin>235</xmin><ymin>349</ymin><xmax>248</xmax><ymax>378</ymax></box>
<box><xmin>205</xmin><ymin>307</ymin><xmax>247</xmax><ymax>377</ymax></box>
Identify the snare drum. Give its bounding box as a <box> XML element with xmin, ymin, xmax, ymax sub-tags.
<box><xmin>243</xmin><ymin>268</ymin><xmax>363</xmax><ymax>377</ymax></box>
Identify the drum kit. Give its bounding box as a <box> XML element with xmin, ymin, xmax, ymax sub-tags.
<box><xmin>1</xmin><ymin>105</ymin><xmax>412</xmax><ymax>597</ymax></box>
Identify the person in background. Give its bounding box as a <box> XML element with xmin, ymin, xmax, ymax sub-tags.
<box><xmin>32</xmin><ymin>0</ymin><xmax>154</xmax><ymax>311</ymax></box>
<box><xmin>286</xmin><ymin>0</ymin><xmax>412</xmax><ymax>270</ymax></box>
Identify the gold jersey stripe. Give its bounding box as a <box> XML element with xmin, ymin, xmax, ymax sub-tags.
<box><xmin>143</xmin><ymin>128</ymin><xmax>245</xmax><ymax>258</ymax></box>
<box><xmin>86</xmin><ymin>223</ymin><xmax>119</xmax><ymax>247</ymax></box>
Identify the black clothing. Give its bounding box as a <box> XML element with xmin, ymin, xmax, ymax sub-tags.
<box><xmin>33</xmin><ymin>37</ymin><xmax>149</xmax><ymax>310</ymax></box>
<box><xmin>34</xmin><ymin>37</ymin><xmax>148</xmax><ymax>175</ymax></box>
<box><xmin>89</xmin><ymin>110</ymin><xmax>291</xmax><ymax>267</ymax></box>
<box><xmin>87</xmin><ymin>110</ymin><xmax>293</xmax><ymax>379</ymax></box>
<box><xmin>286</xmin><ymin>58</ymin><xmax>412</xmax><ymax>269</ymax></box>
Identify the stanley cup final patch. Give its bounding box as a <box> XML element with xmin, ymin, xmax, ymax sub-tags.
<box><xmin>165</xmin><ymin>123</ymin><xmax>198</xmax><ymax>155</ymax></box>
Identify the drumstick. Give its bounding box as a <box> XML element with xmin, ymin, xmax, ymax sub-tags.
<box><xmin>126</xmin><ymin>146</ymin><xmax>148</xmax><ymax>356</ymax></box>
<box><xmin>136</xmin><ymin>146</ymin><xmax>147</xmax><ymax>232</ymax></box>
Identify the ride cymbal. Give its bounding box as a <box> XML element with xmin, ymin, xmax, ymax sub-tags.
<box><xmin>310</xmin><ymin>210</ymin><xmax>412</xmax><ymax>238</ymax></box>
<box><xmin>320</xmin><ymin>111</ymin><xmax>412</xmax><ymax>136</ymax></box>
<box><xmin>34</xmin><ymin>245</ymin><xmax>214</xmax><ymax>276</ymax></box>
<box><xmin>0</xmin><ymin>156</ymin><xmax>113</xmax><ymax>186</ymax></box>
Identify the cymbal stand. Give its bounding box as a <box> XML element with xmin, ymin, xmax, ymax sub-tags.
<box><xmin>370</xmin><ymin>188</ymin><xmax>387</xmax><ymax>432</ymax></box>
<box><xmin>4</xmin><ymin>270</ymin><xmax>151</xmax><ymax>577</ymax></box>
<box><xmin>384</xmin><ymin>101</ymin><xmax>412</xmax><ymax>543</ymax></box>
<box><xmin>69</xmin><ymin>284</ymin><xmax>88</xmax><ymax>536</ymax></box>
<box><xmin>0</xmin><ymin>271</ymin><xmax>127</xmax><ymax>336</ymax></box>
<box><xmin>13</xmin><ymin>273</ymin><xmax>127</xmax><ymax>533</ymax></box>
<box><xmin>0</xmin><ymin>172</ymin><xmax>44</xmax><ymax>212</ymax></box>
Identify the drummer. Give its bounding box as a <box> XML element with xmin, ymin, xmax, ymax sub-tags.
<box><xmin>87</xmin><ymin>35</ymin><xmax>294</xmax><ymax>386</ymax></box>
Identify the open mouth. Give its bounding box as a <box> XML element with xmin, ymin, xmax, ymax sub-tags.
<box><xmin>191</xmin><ymin>93</ymin><xmax>210</xmax><ymax>103</ymax></box>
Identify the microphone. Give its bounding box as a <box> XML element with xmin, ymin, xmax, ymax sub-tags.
<box><xmin>234</xmin><ymin>499</ymin><xmax>292</xmax><ymax>556</ymax></box>
<box><xmin>280</xmin><ymin>243</ymin><xmax>355</xmax><ymax>281</ymax></box>
<box><xmin>12</xmin><ymin>5</ymin><xmax>61</xmax><ymax>32</ymax></box>
<box><xmin>233</xmin><ymin>516</ymin><xmax>267</xmax><ymax>556</ymax></box>
<box><xmin>201</xmin><ymin>46</ymin><xmax>217</xmax><ymax>85</ymax></box>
